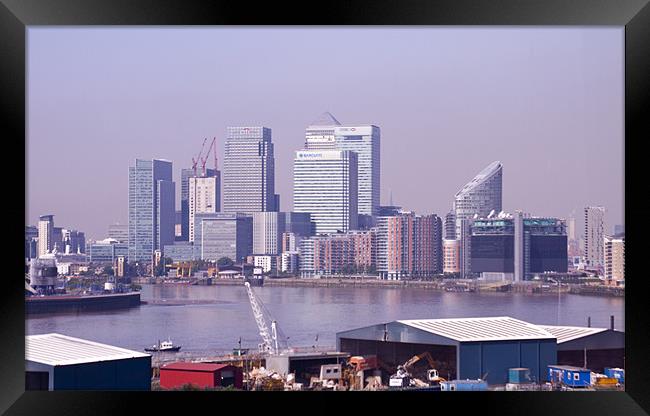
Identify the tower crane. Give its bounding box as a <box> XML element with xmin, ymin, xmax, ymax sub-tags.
<box><xmin>200</xmin><ymin>137</ymin><xmax>218</xmax><ymax>177</ymax></box>
<box><xmin>191</xmin><ymin>138</ymin><xmax>208</xmax><ymax>177</ymax></box>
<box><xmin>244</xmin><ymin>282</ymin><xmax>288</xmax><ymax>355</ymax></box>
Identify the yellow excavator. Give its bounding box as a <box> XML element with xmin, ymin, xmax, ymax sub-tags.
<box><xmin>389</xmin><ymin>352</ymin><xmax>446</xmax><ymax>388</ymax></box>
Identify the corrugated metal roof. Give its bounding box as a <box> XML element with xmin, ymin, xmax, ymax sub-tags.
<box><xmin>537</xmin><ymin>325</ymin><xmax>609</xmax><ymax>343</ymax></box>
<box><xmin>161</xmin><ymin>362</ymin><xmax>231</xmax><ymax>372</ymax></box>
<box><xmin>398</xmin><ymin>317</ymin><xmax>555</xmax><ymax>342</ymax></box>
<box><xmin>26</xmin><ymin>333</ymin><xmax>150</xmax><ymax>366</ymax></box>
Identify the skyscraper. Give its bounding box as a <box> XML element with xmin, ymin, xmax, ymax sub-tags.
<box><xmin>253</xmin><ymin>211</ymin><xmax>285</xmax><ymax>255</ymax></box>
<box><xmin>305</xmin><ymin>112</ymin><xmax>381</xmax><ymax>219</ymax></box>
<box><xmin>293</xmin><ymin>149</ymin><xmax>358</xmax><ymax>235</ymax></box>
<box><xmin>37</xmin><ymin>215</ymin><xmax>54</xmax><ymax>257</ymax></box>
<box><xmin>604</xmin><ymin>234</ymin><xmax>624</xmax><ymax>284</ymax></box>
<box><xmin>584</xmin><ymin>206</ymin><xmax>606</xmax><ymax>269</ymax></box>
<box><xmin>454</xmin><ymin>161</ymin><xmax>503</xmax><ymax>278</ymax></box>
<box><xmin>180</xmin><ymin>167</ymin><xmax>216</xmax><ymax>241</ymax></box>
<box><xmin>128</xmin><ymin>159</ymin><xmax>175</xmax><ymax>262</ymax></box>
<box><xmin>444</xmin><ymin>211</ymin><xmax>456</xmax><ymax>240</ymax></box>
<box><xmin>222</xmin><ymin>127</ymin><xmax>276</xmax><ymax>213</ymax></box>
<box><xmin>188</xmin><ymin>175</ymin><xmax>221</xmax><ymax>242</ymax></box>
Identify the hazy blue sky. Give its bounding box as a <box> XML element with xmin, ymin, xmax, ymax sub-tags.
<box><xmin>27</xmin><ymin>27</ymin><xmax>624</xmax><ymax>239</ymax></box>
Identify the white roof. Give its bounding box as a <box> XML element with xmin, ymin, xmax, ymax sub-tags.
<box><xmin>26</xmin><ymin>333</ymin><xmax>150</xmax><ymax>366</ymax></box>
<box><xmin>398</xmin><ymin>316</ymin><xmax>555</xmax><ymax>342</ymax></box>
<box><xmin>537</xmin><ymin>325</ymin><xmax>609</xmax><ymax>343</ymax></box>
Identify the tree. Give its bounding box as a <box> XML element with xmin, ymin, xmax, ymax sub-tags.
<box><xmin>217</xmin><ymin>257</ymin><xmax>234</xmax><ymax>268</ymax></box>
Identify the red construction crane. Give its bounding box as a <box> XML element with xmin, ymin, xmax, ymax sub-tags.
<box><xmin>191</xmin><ymin>138</ymin><xmax>208</xmax><ymax>176</ymax></box>
<box><xmin>200</xmin><ymin>137</ymin><xmax>218</xmax><ymax>177</ymax></box>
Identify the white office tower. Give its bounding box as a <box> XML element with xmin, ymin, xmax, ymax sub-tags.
<box><xmin>223</xmin><ymin>126</ymin><xmax>276</xmax><ymax>213</ymax></box>
<box><xmin>188</xmin><ymin>176</ymin><xmax>220</xmax><ymax>242</ymax></box>
<box><xmin>38</xmin><ymin>215</ymin><xmax>54</xmax><ymax>257</ymax></box>
<box><xmin>584</xmin><ymin>206</ymin><xmax>606</xmax><ymax>269</ymax></box>
<box><xmin>305</xmin><ymin>112</ymin><xmax>380</xmax><ymax>219</ymax></box>
<box><xmin>453</xmin><ymin>161</ymin><xmax>503</xmax><ymax>278</ymax></box>
<box><xmin>253</xmin><ymin>211</ymin><xmax>285</xmax><ymax>255</ymax></box>
<box><xmin>293</xmin><ymin>149</ymin><xmax>358</xmax><ymax>235</ymax></box>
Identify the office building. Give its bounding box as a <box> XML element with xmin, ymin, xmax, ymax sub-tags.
<box><xmin>87</xmin><ymin>239</ymin><xmax>129</xmax><ymax>264</ymax></box>
<box><xmin>26</xmin><ymin>226</ymin><xmax>38</xmax><ymax>260</ymax></box>
<box><xmin>38</xmin><ymin>215</ymin><xmax>54</xmax><ymax>257</ymax></box>
<box><xmin>283</xmin><ymin>212</ymin><xmax>313</xmax><ymax>238</ymax></box>
<box><xmin>305</xmin><ymin>112</ymin><xmax>381</xmax><ymax>219</ymax></box>
<box><xmin>52</xmin><ymin>227</ymin><xmax>64</xmax><ymax>253</ymax></box>
<box><xmin>604</xmin><ymin>235</ymin><xmax>624</xmax><ymax>285</ymax></box>
<box><xmin>470</xmin><ymin>213</ymin><xmax>567</xmax><ymax>281</ymax></box>
<box><xmin>128</xmin><ymin>159</ymin><xmax>176</xmax><ymax>262</ymax></box>
<box><xmin>181</xmin><ymin>167</ymin><xmax>216</xmax><ymax>241</ymax></box>
<box><xmin>174</xmin><ymin>211</ymin><xmax>182</xmax><ymax>240</ymax></box>
<box><xmin>62</xmin><ymin>229</ymin><xmax>85</xmax><ymax>254</ymax></box>
<box><xmin>584</xmin><ymin>206</ymin><xmax>605</xmax><ymax>270</ymax></box>
<box><xmin>253</xmin><ymin>211</ymin><xmax>285</xmax><ymax>255</ymax></box>
<box><xmin>162</xmin><ymin>242</ymin><xmax>200</xmax><ymax>263</ymax></box>
<box><xmin>614</xmin><ymin>224</ymin><xmax>624</xmax><ymax>235</ymax></box>
<box><xmin>293</xmin><ymin>149</ymin><xmax>358</xmax><ymax>234</ymax></box>
<box><xmin>454</xmin><ymin>161</ymin><xmax>503</xmax><ymax>278</ymax></box>
<box><xmin>194</xmin><ymin>213</ymin><xmax>252</xmax><ymax>263</ymax></box>
<box><xmin>189</xmin><ymin>175</ymin><xmax>221</xmax><ymax>242</ymax></box>
<box><xmin>108</xmin><ymin>223</ymin><xmax>128</xmax><ymax>244</ymax></box>
<box><xmin>443</xmin><ymin>239</ymin><xmax>460</xmax><ymax>274</ymax></box>
<box><xmin>223</xmin><ymin>127</ymin><xmax>276</xmax><ymax>213</ymax></box>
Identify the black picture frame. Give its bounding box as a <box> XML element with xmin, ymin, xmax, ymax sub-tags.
<box><xmin>2</xmin><ymin>0</ymin><xmax>648</xmax><ymax>414</ymax></box>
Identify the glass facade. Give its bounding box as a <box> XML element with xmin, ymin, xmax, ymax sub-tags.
<box><xmin>223</xmin><ymin>127</ymin><xmax>275</xmax><ymax>213</ymax></box>
<box><xmin>128</xmin><ymin>159</ymin><xmax>175</xmax><ymax>263</ymax></box>
<box><xmin>194</xmin><ymin>213</ymin><xmax>252</xmax><ymax>262</ymax></box>
<box><xmin>88</xmin><ymin>242</ymin><xmax>129</xmax><ymax>264</ymax></box>
<box><xmin>305</xmin><ymin>115</ymin><xmax>381</xmax><ymax>218</ymax></box>
<box><xmin>454</xmin><ymin>161</ymin><xmax>503</xmax><ymax>277</ymax></box>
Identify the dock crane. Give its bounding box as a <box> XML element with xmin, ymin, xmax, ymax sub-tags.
<box><xmin>244</xmin><ymin>282</ymin><xmax>288</xmax><ymax>355</ymax></box>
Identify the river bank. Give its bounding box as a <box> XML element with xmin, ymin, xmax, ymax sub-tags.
<box><xmin>131</xmin><ymin>276</ymin><xmax>623</xmax><ymax>297</ymax></box>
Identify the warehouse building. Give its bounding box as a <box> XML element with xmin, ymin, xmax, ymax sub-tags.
<box><xmin>160</xmin><ymin>362</ymin><xmax>243</xmax><ymax>390</ymax></box>
<box><xmin>25</xmin><ymin>333</ymin><xmax>151</xmax><ymax>390</ymax></box>
<box><xmin>336</xmin><ymin>317</ymin><xmax>557</xmax><ymax>385</ymax></box>
<box><xmin>539</xmin><ymin>324</ymin><xmax>625</xmax><ymax>372</ymax></box>
<box><xmin>265</xmin><ymin>351</ymin><xmax>350</xmax><ymax>385</ymax></box>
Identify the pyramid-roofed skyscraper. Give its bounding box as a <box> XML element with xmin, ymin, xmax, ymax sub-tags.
<box><xmin>302</xmin><ymin>112</ymin><xmax>380</xmax><ymax>221</ymax></box>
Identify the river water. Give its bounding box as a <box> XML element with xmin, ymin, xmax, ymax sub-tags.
<box><xmin>26</xmin><ymin>284</ymin><xmax>624</xmax><ymax>355</ymax></box>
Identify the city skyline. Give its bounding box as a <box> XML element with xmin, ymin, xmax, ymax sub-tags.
<box><xmin>27</xmin><ymin>27</ymin><xmax>624</xmax><ymax>239</ymax></box>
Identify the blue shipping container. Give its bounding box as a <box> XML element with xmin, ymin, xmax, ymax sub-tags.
<box><xmin>604</xmin><ymin>368</ymin><xmax>625</xmax><ymax>384</ymax></box>
<box><xmin>508</xmin><ymin>368</ymin><xmax>531</xmax><ymax>384</ymax></box>
<box><xmin>441</xmin><ymin>380</ymin><xmax>488</xmax><ymax>391</ymax></box>
<box><xmin>547</xmin><ymin>365</ymin><xmax>591</xmax><ymax>388</ymax></box>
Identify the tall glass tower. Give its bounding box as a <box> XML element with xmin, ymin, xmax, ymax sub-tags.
<box><xmin>454</xmin><ymin>161</ymin><xmax>503</xmax><ymax>277</ymax></box>
<box><xmin>305</xmin><ymin>112</ymin><xmax>380</xmax><ymax>220</ymax></box>
<box><xmin>293</xmin><ymin>149</ymin><xmax>358</xmax><ymax>235</ymax></box>
<box><xmin>128</xmin><ymin>159</ymin><xmax>175</xmax><ymax>262</ymax></box>
<box><xmin>222</xmin><ymin>127</ymin><xmax>276</xmax><ymax>213</ymax></box>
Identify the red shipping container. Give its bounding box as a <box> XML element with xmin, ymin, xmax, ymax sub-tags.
<box><xmin>160</xmin><ymin>362</ymin><xmax>243</xmax><ymax>390</ymax></box>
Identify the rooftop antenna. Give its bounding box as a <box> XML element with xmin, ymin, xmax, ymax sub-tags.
<box><xmin>389</xmin><ymin>189</ymin><xmax>393</xmax><ymax>206</ymax></box>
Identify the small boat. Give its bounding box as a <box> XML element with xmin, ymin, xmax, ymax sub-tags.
<box><xmin>144</xmin><ymin>338</ymin><xmax>182</xmax><ymax>352</ymax></box>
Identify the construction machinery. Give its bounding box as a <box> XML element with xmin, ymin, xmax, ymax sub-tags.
<box><xmin>243</xmin><ymin>282</ymin><xmax>288</xmax><ymax>355</ymax></box>
<box><xmin>191</xmin><ymin>138</ymin><xmax>208</xmax><ymax>177</ymax></box>
<box><xmin>389</xmin><ymin>351</ymin><xmax>446</xmax><ymax>389</ymax></box>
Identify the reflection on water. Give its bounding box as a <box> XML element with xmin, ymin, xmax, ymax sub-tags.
<box><xmin>26</xmin><ymin>285</ymin><xmax>624</xmax><ymax>355</ymax></box>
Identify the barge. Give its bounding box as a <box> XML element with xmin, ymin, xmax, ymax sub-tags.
<box><xmin>25</xmin><ymin>291</ymin><xmax>142</xmax><ymax>315</ymax></box>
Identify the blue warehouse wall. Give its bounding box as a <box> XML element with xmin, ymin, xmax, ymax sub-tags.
<box><xmin>459</xmin><ymin>340</ymin><xmax>557</xmax><ymax>384</ymax></box>
<box><xmin>54</xmin><ymin>357</ymin><xmax>151</xmax><ymax>390</ymax></box>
